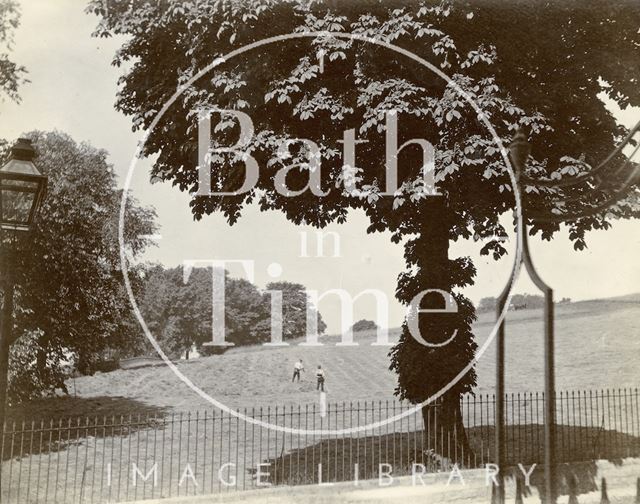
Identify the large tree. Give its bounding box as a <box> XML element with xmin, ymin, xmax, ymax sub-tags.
<box><xmin>88</xmin><ymin>0</ymin><xmax>640</xmax><ymax>455</ymax></box>
<box><xmin>1</xmin><ymin>131</ymin><xmax>156</xmax><ymax>401</ymax></box>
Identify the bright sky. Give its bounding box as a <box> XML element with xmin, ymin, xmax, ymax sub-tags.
<box><xmin>1</xmin><ymin>0</ymin><xmax>638</xmax><ymax>334</ymax></box>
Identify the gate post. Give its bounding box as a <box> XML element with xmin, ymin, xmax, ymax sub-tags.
<box><xmin>495</xmin><ymin>129</ymin><xmax>557</xmax><ymax>504</ymax></box>
<box><xmin>494</xmin><ymin>295</ymin><xmax>506</xmax><ymax>504</ymax></box>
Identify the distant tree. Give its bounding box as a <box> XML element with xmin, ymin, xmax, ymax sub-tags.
<box><xmin>139</xmin><ymin>266</ymin><xmax>246</xmax><ymax>357</ymax></box>
<box><xmin>141</xmin><ymin>266</ymin><xmax>216</xmax><ymax>359</ymax></box>
<box><xmin>1</xmin><ymin>131</ymin><xmax>156</xmax><ymax>402</ymax></box>
<box><xmin>224</xmin><ymin>276</ymin><xmax>270</xmax><ymax>346</ymax></box>
<box><xmin>509</xmin><ymin>294</ymin><xmax>545</xmax><ymax>310</ymax></box>
<box><xmin>260</xmin><ymin>281</ymin><xmax>327</xmax><ymax>341</ymax></box>
<box><xmin>351</xmin><ymin>319</ymin><xmax>378</xmax><ymax>332</ymax></box>
<box><xmin>137</xmin><ymin>264</ymin><xmax>174</xmax><ymax>352</ymax></box>
<box><xmin>0</xmin><ymin>0</ymin><xmax>27</xmax><ymax>103</ymax></box>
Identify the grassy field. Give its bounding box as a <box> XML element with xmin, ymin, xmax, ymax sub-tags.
<box><xmin>2</xmin><ymin>295</ymin><xmax>638</xmax><ymax>502</ymax></box>
<box><xmin>8</xmin><ymin>293</ymin><xmax>639</xmax><ymax>420</ymax></box>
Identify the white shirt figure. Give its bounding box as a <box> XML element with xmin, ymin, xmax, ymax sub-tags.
<box><xmin>292</xmin><ymin>360</ymin><xmax>304</xmax><ymax>382</ymax></box>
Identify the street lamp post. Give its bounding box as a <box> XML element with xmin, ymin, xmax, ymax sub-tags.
<box><xmin>0</xmin><ymin>138</ymin><xmax>47</xmax><ymax>497</ymax></box>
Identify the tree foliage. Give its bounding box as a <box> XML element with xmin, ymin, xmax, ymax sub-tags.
<box><xmin>1</xmin><ymin>131</ymin><xmax>157</xmax><ymax>402</ymax></box>
<box><xmin>88</xmin><ymin>0</ymin><xmax>640</xmax><ymax>444</ymax></box>
<box><xmin>255</xmin><ymin>281</ymin><xmax>328</xmax><ymax>343</ymax></box>
<box><xmin>139</xmin><ymin>267</ymin><xmax>326</xmax><ymax>356</ymax></box>
<box><xmin>351</xmin><ymin>319</ymin><xmax>378</xmax><ymax>332</ymax></box>
<box><xmin>0</xmin><ymin>0</ymin><xmax>27</xmax><ymax>103</ymax></box>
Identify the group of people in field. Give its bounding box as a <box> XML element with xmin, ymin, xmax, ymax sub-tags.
<box><xmin>292</xmin><ymin>359</ymin><xmax>325</xmax><ymax>391</ymax></box>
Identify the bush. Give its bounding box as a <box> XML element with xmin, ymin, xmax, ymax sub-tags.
<box><xmin>351</xmin><ymin>319</ymin><xmax>378</xmax><ymax>332</ymax></box>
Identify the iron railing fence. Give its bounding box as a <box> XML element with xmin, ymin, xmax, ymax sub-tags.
<box><xmin>1</xmin><ymin>388</ymin><xmax>639</xmax><ymax>503</ymax></box>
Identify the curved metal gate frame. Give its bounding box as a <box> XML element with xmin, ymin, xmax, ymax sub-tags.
<box><xmin>493</xmin><ymin>122</ymin><xmax>640</xmax><ymax>504</ymax></box>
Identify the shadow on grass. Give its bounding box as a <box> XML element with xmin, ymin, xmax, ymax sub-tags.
<box><xmin>258</xmin><ymin>424</ymin><xmax>640</xmax><ymax>492</ymax></box>
<box><xmin>7</xmin><ymin>395</ymin><xmax>169</xmax><ymax>423</ymax></box>
<box><xmin>513</xmin><ymin>461</ymin><xmax>599</xmax><ymax>501</ymax></box>
<box><xmin>2</xmin><ymin>396</ymin><xmax>169</xmax><ymax>460</ymax></box>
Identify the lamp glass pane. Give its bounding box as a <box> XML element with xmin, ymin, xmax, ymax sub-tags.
<box><xmin>1</xmin><ymin>186</ymin><xmax>35</xmax><ymax>224</ymax></box>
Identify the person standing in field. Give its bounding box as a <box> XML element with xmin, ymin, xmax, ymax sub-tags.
<box><xmin>316</xmin><ymin>365</ymin><xmax>325</xmax><ymax>391</ymax></box>
<box><xmin>292</xmin><ymin>359</ymin><xmax>304</xmax><ymax>382</ymax></box>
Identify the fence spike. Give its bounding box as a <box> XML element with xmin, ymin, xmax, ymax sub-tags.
<box><xmin>491</xmin><ymin>479</ymin><xmax>498</xmax><ymax>504</ymax></box>
<box><xmin>568</xmin><ymin>474</ymin><xmax>579</xmax><ymax>504</ymax></box>
<box><xmin>600</xmin><ymin>477</ymin><xmax>610</xmax><ymax>504</ymax></box>
<box><xmin>515</xmin><ymin>477</ymin><xmax>524</xmax><ymax>504</ymax></box>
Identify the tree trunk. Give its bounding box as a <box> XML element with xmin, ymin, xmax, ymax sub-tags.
<box><xmin>421</xmin><ymin>394</ymin><xmax>472</xmax><ymax>467</ymax></box>
<box><xmin>417</xmin><ymin>197</ymin><xmax>473</xmax><ymax>466</ymax></box>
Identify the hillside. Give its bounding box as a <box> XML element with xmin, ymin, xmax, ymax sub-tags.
<box><xmin>10</xmin><ymin>295</ymin><xmax>640</xmax><ymax>419</ymax></box>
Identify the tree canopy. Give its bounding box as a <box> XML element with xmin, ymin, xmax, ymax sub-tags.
<box><xmin>88</xmin><ymin>0</ymin><xmax>640</xmax><ymax>443</ymax></box>
<box><xmin>351</xmin><ymin>319</ymin><xmax>378</xmax><ymax>332</ymax></box>
<box><xmin>1</xmin><ymin>131</ymin><xmax>156</xmax><ymax>401</ymax></box>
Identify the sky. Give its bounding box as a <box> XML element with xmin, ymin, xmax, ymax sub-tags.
<box><xmin>1</xmin><ymin>0</ymin><xmax>639</xmax><ymax>334</ymax></box>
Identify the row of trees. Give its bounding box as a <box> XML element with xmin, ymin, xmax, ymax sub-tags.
<box><xmin>478</xmin><ymin>294</ymin><xmax>573</xmax><ymax>312</ymax></box>
<box><xmin>1</xmin><ymin>0</ymin><xmax>326</xmax><ymax>393</ymax></box>
<box><xmin>0</xmin><ymin>131</ymin><xmax>326</xmax><ymax>400</ymax></box>
<box><xmin>139</xmin><ymin>266</ymin><xmax>326</xmax><ymax>358</ymax></box>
